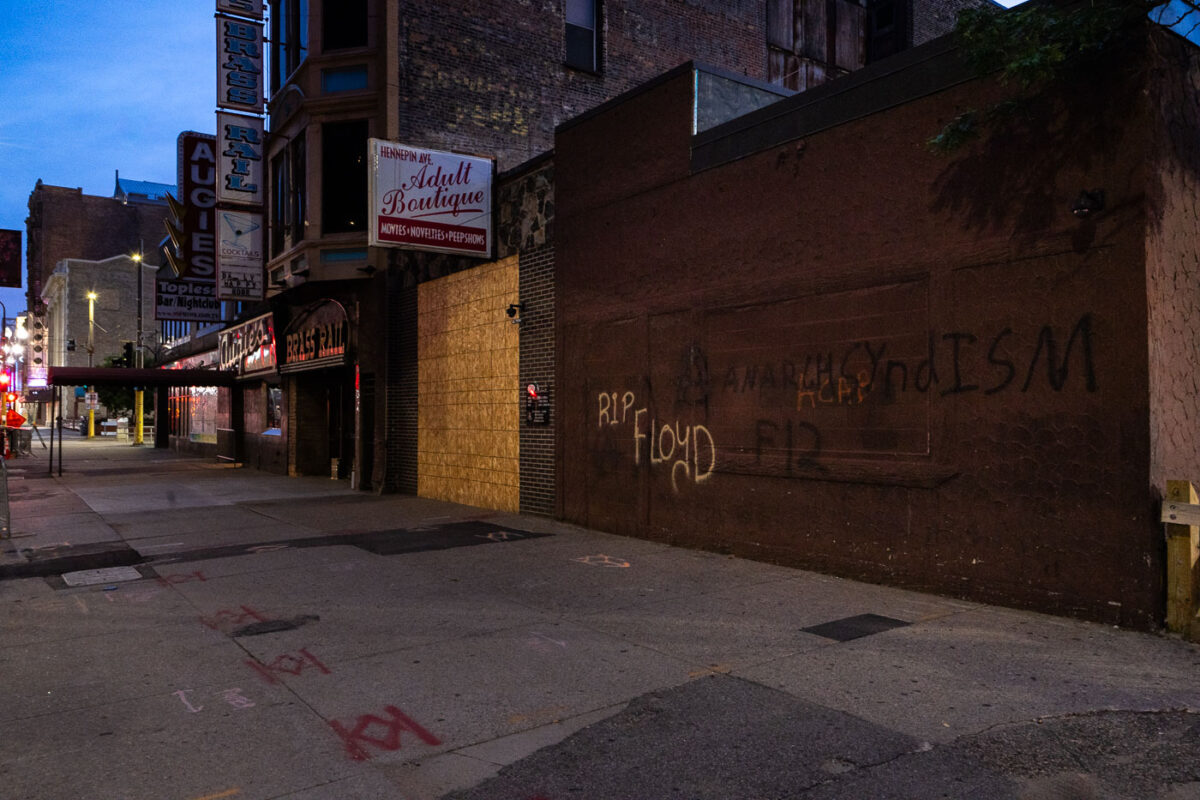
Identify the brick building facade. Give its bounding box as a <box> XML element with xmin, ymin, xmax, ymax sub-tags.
<box><xmin>26</xmin><ymin>180</ymin><xmax>169</xmax><ymax>313</ymax></box>
<box><xmin>255</xmin><ymin>0</ymin><xmax>980</xmax><ymax>506</ymax></box>
<box><xmin>24</xmin><ymin>179</ymin><xmax>172</xmax><ymax>423</ymax></box>
<box><xmin>259</xmin><ymin>0</ymin><xmax>781</xmax><ymax>493</ymax></box>
<box><xmin>551</xmin><ymin>31</ymin><xmax>1200</xmax><ymax>628</ymax></box>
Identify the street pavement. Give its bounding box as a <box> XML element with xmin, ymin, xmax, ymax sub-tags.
<box><xmin>1</xmin><ymin>432</ymin><xmax>1199</xmax><ymax>800</ymax></box>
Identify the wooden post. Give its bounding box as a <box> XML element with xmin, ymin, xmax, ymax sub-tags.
<box><xmin>1165</xmin><ymin>480</ymin><xmax>1200</xmax><ymax>638</ymax></box>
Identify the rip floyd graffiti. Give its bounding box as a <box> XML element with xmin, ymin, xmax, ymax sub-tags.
<box><xmin>597</xmin><ymin>391</ymin><xmax>717</xmax><ymax>492</ymax></box>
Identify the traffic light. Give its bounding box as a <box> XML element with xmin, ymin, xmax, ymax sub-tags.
<box><xmin>123</xmin><ymin>341</ymin><xmax>135</xmax><ymax>368</ymax></box>
<box><xmin>0</xmin><ymin>371</ymin><xmax>10</xmax><ymax>390</ymax></box>
<box><xmin>29</xmin><ymin>315</ymin><xmax>46</xmax><ymax>370</ymax></box>
<box><xmin>5</xmin><ymin>393</ymin><xmax>16</xmax><ymax>405</ymax></box>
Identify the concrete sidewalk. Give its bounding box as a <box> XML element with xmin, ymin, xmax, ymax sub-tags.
<box><xmin>1</xmin><ymin>433</ymin><xmax>1198</xmax><ymax>799</ymax></box>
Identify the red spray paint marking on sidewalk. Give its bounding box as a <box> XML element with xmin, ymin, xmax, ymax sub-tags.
<box><xmin>329</xmin><ymin>705</ymin><xmax>441</xmax><ymax>761</ymax></box>
<box><xmin>246</xmin><ymin>648</ymin><xmax>332</xmax><ymax>684</ymax></box>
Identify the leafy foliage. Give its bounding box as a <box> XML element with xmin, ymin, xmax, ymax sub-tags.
<box><xmin>96</xmin><ymin>355</ymin><xmax>134</xmax><ymax>416</ymax></box>
<box><xmin>929</xmin><ymin>0</ymin><xmax>1169</xmax><ymax>152</ymax></box>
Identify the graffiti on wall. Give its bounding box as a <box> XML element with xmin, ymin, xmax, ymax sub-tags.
<box><xmin>597</xmin><ymin>391</ymin><xmax>716</xmax><ymax>492</ymax></box>
<box><xmin>587</xmin><ymin>314</ymin><xmax>1100</xmax><ymax>489</ymax></box>
<box><xmin>720</xmin><ymin>314</ymin><xmax>1097</xmax><ymax>409</ymax></box>
<box><xmin>737</xmin><ymin>313</ymin><xmax>1098</xmax><ymax>465</ymax></box>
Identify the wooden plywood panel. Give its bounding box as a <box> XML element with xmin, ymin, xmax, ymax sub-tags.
<box><xmin>417</xmin><ymin>256</ymin><xmax>520</xmax><ymax>512</ymax></box>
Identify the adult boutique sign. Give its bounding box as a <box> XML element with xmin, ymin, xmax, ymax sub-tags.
<box><xmin>368</xmin><ymin>140</ymin><xmax>493</xmax><ymax>257</ymax></box>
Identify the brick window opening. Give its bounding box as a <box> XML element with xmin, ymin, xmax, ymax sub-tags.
<box><xmin>321</xmin><ymin>119</ymin><xmax>368</xmax><ymax>235</ymax></box>
<box><xmin>565</xmin><ymin>0</ymin><xmax>600</xmax><ymax>73</ymax></box>
<box><xmin>323</xmin><ymin>0</ymin><xmax>367</xmax><ymax>51</ymax></box>
<box><xmin>270</xmin><ymin>131</ymin><xmax>306</xmax><ymax>256</ymax></box>
<box><xmin>867</xmin><ymin>0</ymin><xmax>910</xmax><ymax>64</ymax></box>
<box><xmin>270</xmin><ymin>0</ymin><xmax>309</xmax><ymax>91</ymax></box>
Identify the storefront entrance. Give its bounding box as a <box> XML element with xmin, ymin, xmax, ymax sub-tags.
<box><xmin>291</xmin><ymin>367</ymin><xmax>354</xmax><ymax>478</ymax></box>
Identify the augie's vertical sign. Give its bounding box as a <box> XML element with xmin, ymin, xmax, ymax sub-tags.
<box><xmin>157</xmin><ymin>133</ymin><xmax>221</xmax><ymax>323</ymax></box>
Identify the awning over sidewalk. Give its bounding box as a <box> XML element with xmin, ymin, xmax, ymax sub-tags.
<box><xmin>46</xmin><ymin>367</ymin><xmax>235</xmax><ymax>388</ymax></box>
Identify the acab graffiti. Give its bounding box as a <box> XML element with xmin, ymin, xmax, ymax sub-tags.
<box><xmin>598</xmin><ymin>391</ymin><xmax>716</xmax><ymax>492</ymax></box>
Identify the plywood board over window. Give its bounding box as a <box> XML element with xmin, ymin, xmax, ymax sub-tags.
<box><xmin>417</xmin><ymin>256</ymin><xmax>520</xmax><ymax>512</ymax></box>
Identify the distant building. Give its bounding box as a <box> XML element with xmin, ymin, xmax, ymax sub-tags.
<box><xmin>113</xmin><ymin>170</ymin><xmax>174</xmax><ymax>205</ymax></box>
<box><xmin>24</xmin><ymin>176</ymin><xmax>172</xmax><ymax>419</ymax></box>
<box><xmin>25</xmin><ymin>177</ymin><xmax>173</xmax><ymax>312</ymax></box>
<box><xmin>40</xmin><ymin>254</ymin><xmax>156</xmax><ymax>421</ymax></box>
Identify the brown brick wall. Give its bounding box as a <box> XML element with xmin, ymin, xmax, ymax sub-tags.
<box><xmin>384</xmin><ymin>276</ymin><xmax>419</xmax><ymax>494</ymax></box>
<box><xmin>396</xmin><ymin>0</ymin><xmax>767</xmax><ymax>172</ymax></box>
<box><xmin>26</xmin><ymin>184</ymin><xmax>168</xmax><ymax>308</ymax></box>
<box><xmin>1146</xmin><ymin>32</ymin><xmax>1200</xmax><ymax>495</ymax></box>
<box><xmin>556</xmin><ymin>49</ymin><xmax>1162</xmax><ymax>627</ymax></box>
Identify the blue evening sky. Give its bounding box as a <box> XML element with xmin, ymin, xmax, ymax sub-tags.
<box><xmin>0</xmin><ymin>0</ymin><xmax>213</xmax><ymax>317</ymax></box>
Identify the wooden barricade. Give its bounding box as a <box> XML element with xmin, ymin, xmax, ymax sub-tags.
<box><xmin>1161</xmin><ymin>480</ymin><xmax>1200</xmax><ymax>641</ymax></box>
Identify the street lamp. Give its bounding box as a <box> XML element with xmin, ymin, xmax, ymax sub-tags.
<box><xmin>86</xmin><ymin>291</ymin><xmax>97</xmax><ymax>367</ymax></box>
<box><xmin>130</xmin><ymin>246</ymin><xmax>145</xmax><ymax>446</ymax></box>
<box><xmin>132</xmin><ymin>244</ymin><xmax>144</xmax><ymax>369</ymax></box>
<box><xmin>87</xmin><ymin>291</ymin><xmax>97</xmax><ymax>439</ymax></box>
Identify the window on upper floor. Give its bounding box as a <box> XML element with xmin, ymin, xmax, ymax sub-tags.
<box><xmin>271</xmin><ymin>0</ymin><xmax>309</xmax><ymax>92</ymax></box>
<box><xmin>322</xmin><ymin>120</ymin><xmax>368</xmax><ymax>235</ymax></box>
<box><xmin>270</xmin><ymin>132</ymin><xmax>307</xmax><ymax>256</ymax></box>
<box><xmin>323</xmin><ymin>0</ymin><xmax>368</xmax><ymax>50</ymax></box>
<box><xmin>565</xmin><ymin>0</ymin><xmax>600</xmax><ymax>72</ymax></box>
<box><xmin>866</xmin><ymin>0</ymin><xmax>909</xmax><ymax>63</ymax></box>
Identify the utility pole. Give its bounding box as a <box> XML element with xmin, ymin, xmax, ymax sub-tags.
<box><xmin>87</xmin><ymin>291</ymin><xmax>96</xmax><ymax>439</ymax></box>
<box><xmin>132</xmin><ymin>243</ymin><xmax>145</xmax><ymax>446</ymax></box>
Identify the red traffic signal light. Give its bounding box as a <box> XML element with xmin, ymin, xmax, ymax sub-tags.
<box><xmin>4</xmin><ymin>393</ymin><xmax>15</xmax><ymax>404</ymax></box>
<box><xmin>0</xmin><ymin>372</ymin><xmax>10</xmax><ymax>389</ymax></box>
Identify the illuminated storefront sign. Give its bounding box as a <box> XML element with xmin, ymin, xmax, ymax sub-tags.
<box><xmin>368</xmin><ymin>140</ymin><xmax>493</xmax><ymax>257</ymax></box>
<box><xmin>218</xmin><ymin>312</ymin><xmax>277</xmax><ymax>377</ymax></box>
<box><xmin>280</xmin><ymin>300</ymin><xmax>348</xmax><ymax>374</ymax></box>
<box><xmin>158</xmin><ymin>132</ymin><xmax>221</xmax><ymax>323</ymax></box>
<box><xmin>216</xmin><ymin>208</ymin><xmax>264</xmax><ymax>300</ymax></box>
